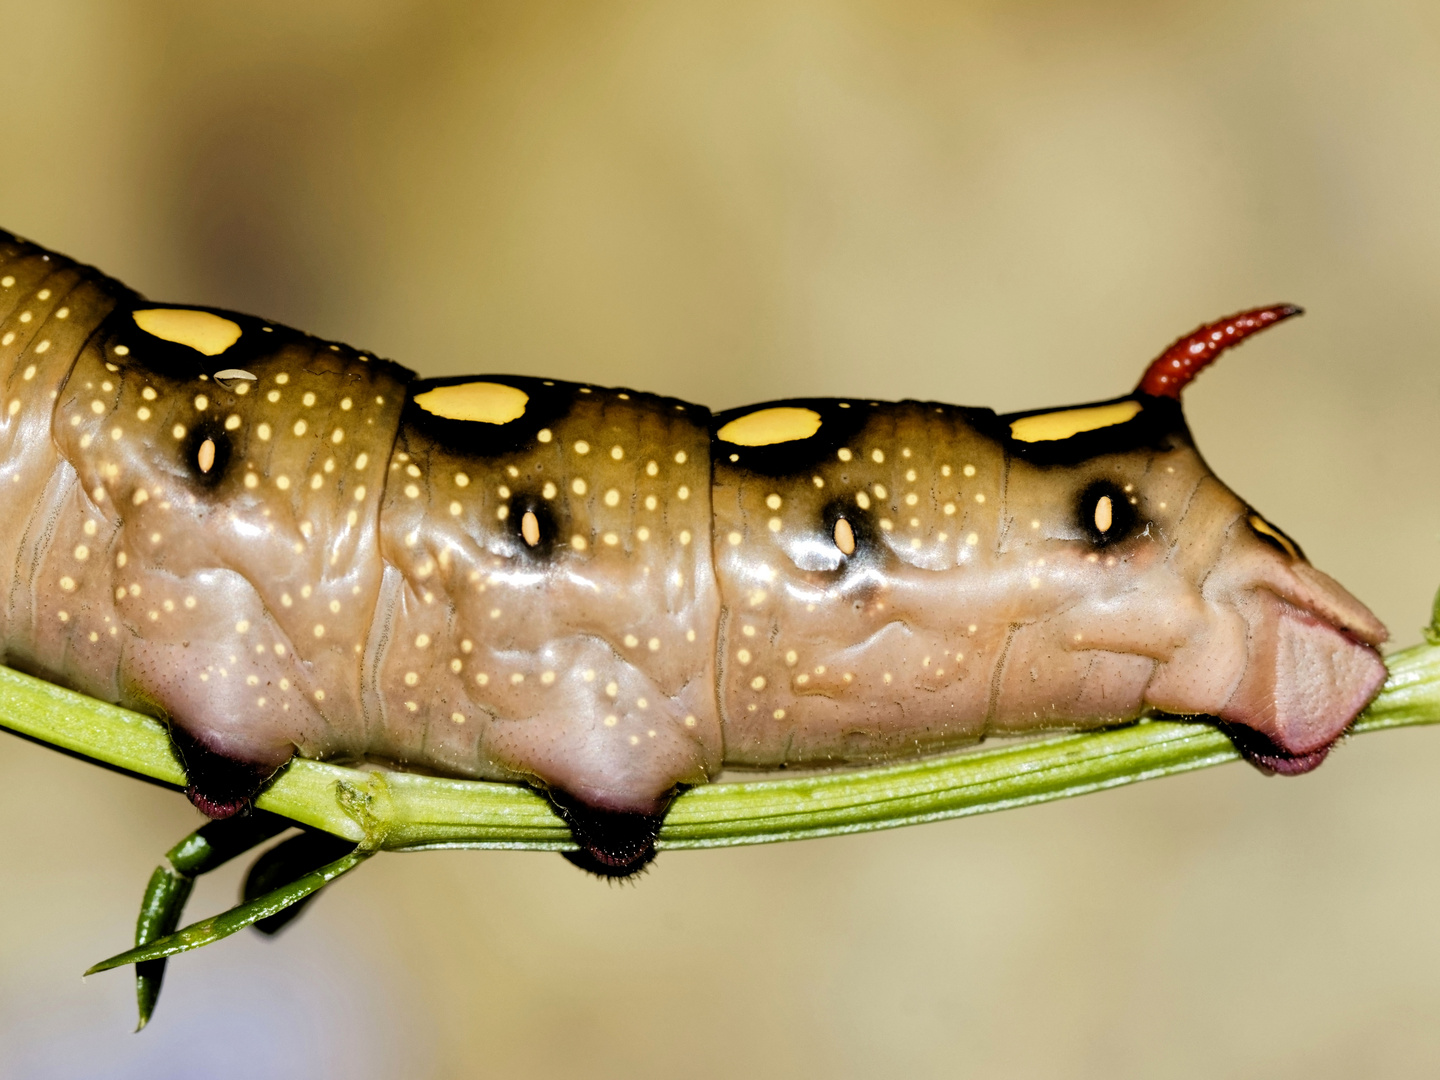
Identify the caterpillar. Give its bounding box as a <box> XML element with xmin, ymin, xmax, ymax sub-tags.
<box><xmin>0</xmin><ymin>228</ymin><xmax>1387</xmax><ymax>876</ymax></box>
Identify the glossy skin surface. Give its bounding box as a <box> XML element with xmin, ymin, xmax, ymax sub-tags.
<box><xmin>713</xmin><ymin>392</ymin><xmax>1387</xmax><ymax>772</ymax></box>
<box><xmin>0</xmin><ymin>230</ymin><xmax>1389</xmax><ymax>868</ymax></box>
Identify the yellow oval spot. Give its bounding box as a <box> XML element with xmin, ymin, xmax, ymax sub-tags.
<box><xmin>1095</xmin><ymin>495</ymin><xmax>1113</xmax><ymax>533</ymax></box>
<box><xmin>132</xmin><ymin>308</ymin><xmax>243</xmax><ymax>356</ymax></box>
<box><xmin>717</xmin><ymin>406</ymin><xmax>822</xmax><ymax>447</ymax></box>
<box><xmin>413</xmin><ymin>381</ymin><xmax>529</xmax><ymax>425</ymax></box>
<box><xmin>1008</xmin><ymin>400</ymin><xmax>1142</xmax><ymax>443</ymax></box>
<box><xmin>197</xmin><ymin>438</ymin><xmax>216</xmax><ymax>473</ymax></box>
<box><xmin>834</xmin><ymin>517</ymin><xmax>856</xmax><ymax>556</ymax></box>
<box><xmin>521</xmin><ymin>511</ymin><xmax>541</xmax><ymax>547</ymax></box>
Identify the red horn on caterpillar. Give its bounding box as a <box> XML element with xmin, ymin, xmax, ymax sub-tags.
<box><xmin>1137</xmin><ymin>304</ymin><xmax>1303</xmax><ymax>398</ymax></box>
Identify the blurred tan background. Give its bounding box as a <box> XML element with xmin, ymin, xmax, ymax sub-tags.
<box><xmin>2</xmin><ymin>1</ymin><xmax>1440</xmax><ymax>1076</ymax></box>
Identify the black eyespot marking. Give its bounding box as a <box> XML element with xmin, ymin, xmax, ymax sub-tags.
<box><xmin>508</xmin><ymin>493</ymin><xmax>559</xmax><ymax>558</ymax></box>
<box><xmin>1248</xmin><ymin>512</ymin><xmax>1305</xmax><ymax>561</ymax></box>
<box><xmin>1078</xmin><ymin>480</ymin><xmax>1136</xmax><ymax>547</ymax></box>
<box><xmin>782</xmin><ymin>500</ymin><xmax>885</xmax><ymax>573</ymax></box>
<box><xmin>181</xmin><ymin>422</ymin><xmax>232</xmax><ymax>490</ymax></box>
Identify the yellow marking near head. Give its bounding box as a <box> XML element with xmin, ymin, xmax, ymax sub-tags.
<box><xmin>717</xmin><ymin>406</ymin><xmax>822</xmax><ymax>447</ymax></box>
<box><xmin>1249</xmin><ymin>514</ymin><xmax>1300</xmax><ymax>560</ymax></box>
<box><xmin>413</xmin><ymin>381</ymin><xmax>529</xmax><ymax>425</ymax></box>
<box><xmin>1008</xmin><ymin>400</ymin><xmax>1142</xmax><ymax>443</ymax></box>
<box><xmin>132</xmin><ymin>309</ymin><xmax>242</xmax><ymax>356</ymax></box>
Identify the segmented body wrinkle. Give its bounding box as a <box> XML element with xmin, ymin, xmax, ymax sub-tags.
<box><xmin>0</xmin><ymin>231</ymin><xmax>1387</xmax><ymax>872</ymax></box>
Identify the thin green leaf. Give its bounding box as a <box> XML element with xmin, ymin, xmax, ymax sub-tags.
<box><xmin>133</xmin><ymin>867</ymin><xmax>192</xmax><ymax>1031</ymax></box>
<box><xmin>86</xmin><ymin>848</ymin><xmax>370</xmax><ymax>975</ymax></box>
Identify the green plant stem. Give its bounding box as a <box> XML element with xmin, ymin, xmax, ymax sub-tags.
<box><xmin>4</xmin><ymin>637</ymin><xmax>1440</xmax><ymax>854</ymax></box>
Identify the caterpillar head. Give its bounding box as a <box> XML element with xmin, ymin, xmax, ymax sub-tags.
<box><xmin>996</xmin><ymin>305</ymin><xmax>1387</xmax><ymax>771</ymax></box>
<box><xmin>712</xmin><ymin>305</ymin><xmax>1385</xmax><ymax>776</ymax></box>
